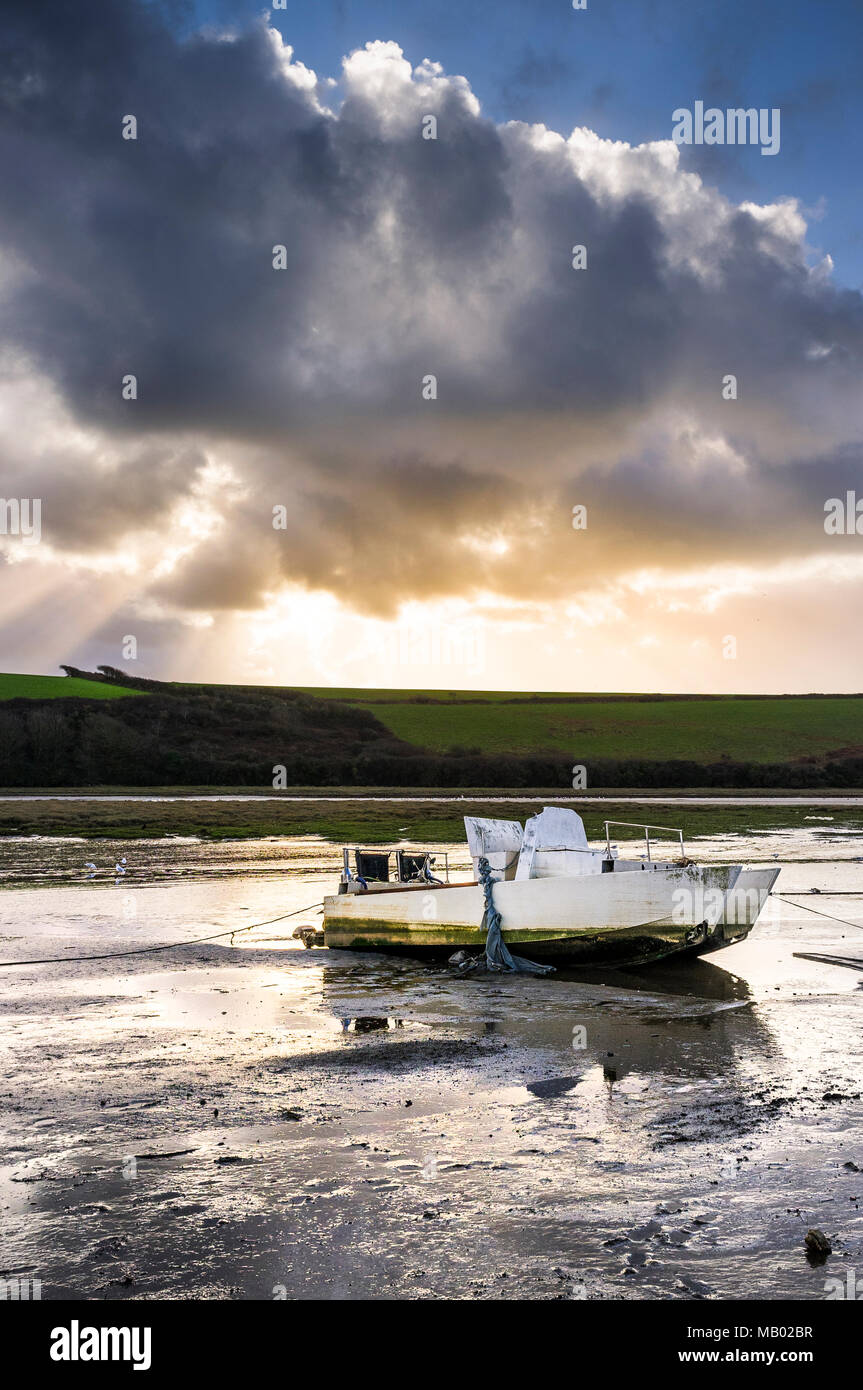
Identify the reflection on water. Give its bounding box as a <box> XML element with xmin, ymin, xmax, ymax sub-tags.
<box><xmin>0</xmin><ymin>834</ymin><xmax>353</xmax><ymax>887</ymax></box>
<box><xmin>554</xmin><ymin>956</ymin><xmax>753</xmax><ymax>1001</ymax></box>
<box><xmin>342</xmin><ymin>1017</ymin><xmax>405</xmax><ymax>1033</ymax></box>
<box><xmin>316</xmin><ymin>960</ymin><xmax>773</xmax><ymax>1087</ymax></box>
<box><xmin>526</xmin><ymin>1075</ymin><xmax>581</xmax><ymax>1099</ymax></box>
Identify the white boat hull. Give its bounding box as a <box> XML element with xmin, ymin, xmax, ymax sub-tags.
<box><xmin>323</xmin><ymin>863</ymin><xmax>778</xmax><ymax>967</ymax></box>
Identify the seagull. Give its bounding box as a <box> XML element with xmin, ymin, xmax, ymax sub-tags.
<box><xmin>114</xmin><ymin>863</ymin><xmax>126</xmax><ymax>875</ymax></box>
<box><xmin>84</xmin><ymin>862</ymin><xmax>97</xmax><ymax>871</ymax></box>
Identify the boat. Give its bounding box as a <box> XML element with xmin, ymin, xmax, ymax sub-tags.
<box><xmin>321</xmin><ymin>806</ymin><xmax>778</xmax><ymax>969</ymax></box>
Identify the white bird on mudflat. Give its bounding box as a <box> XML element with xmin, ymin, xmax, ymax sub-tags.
<box><xmin>84</xmin><ymin>862</ymin><xmax>97</xmax><ymax>871</ymax></box>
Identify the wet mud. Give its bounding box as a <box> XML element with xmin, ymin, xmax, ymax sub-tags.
<box><xmin>0</xmin><ymin>832</ymin><xmax>861</xmax><ymax>1300</ymax></box>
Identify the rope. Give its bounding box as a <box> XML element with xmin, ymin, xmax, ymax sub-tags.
<box><xmin>779</xmin><ymin>891</ymin><xmax>863</xmax><ymax>897</ymax></box>
<box><xmin>772</xmin><ymin>894</ymin><xmax>863</xmax><ymax>932</ymax></box>
<box><xmin>0</xmin><ymin>901</ymin><xmax>325</xmax><ymax>968</ymax></box>
<box><xmin>469</xmin><ymin>856</ymin><xmax>554</xmax><ymax>975</ymax></box>
<box><xmin>458</xmin><ymin>859</ymin><xmax>691</xmax><ymax>976</ymax></box>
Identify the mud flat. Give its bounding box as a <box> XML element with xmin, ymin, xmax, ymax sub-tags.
<box><xmin>2</xmin><ymin>790</ymin><xmax>863</xmax><ymax>844</ymax></box>
<box><xmin>0</xmin><ymin>834</ymin><xmax>861</xmax><ymax>1300</ymax></box>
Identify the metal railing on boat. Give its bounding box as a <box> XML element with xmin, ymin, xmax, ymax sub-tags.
<box><xmin>603</xmin><ymin>820</ymin><xmax>685</xmax><ymax>862</ymax></box>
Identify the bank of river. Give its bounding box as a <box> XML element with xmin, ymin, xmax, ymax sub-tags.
<box><xmin>2</xmin><ymin>791</ymin><xmax>863</xmax><ymax>844</ymax></box>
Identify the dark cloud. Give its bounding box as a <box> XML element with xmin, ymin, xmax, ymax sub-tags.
<box><xmin>1</xmin><ymin>1</ymin><xmax>858</xmax><ymax>430</ymax></box>
<box><xmin>24</xmin><ymin>445</ymin><xmax>206</xmax><ymax>551</ymax></box>
<box><xmin>0</xmin><ymin>1</ymin><xmax>862</xmax><ymax>633</ymax></box>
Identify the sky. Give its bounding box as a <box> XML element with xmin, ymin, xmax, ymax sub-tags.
<box><xmin>0</xmin><ymin>0</ymin><xmax>862</xmax><ymax>693</ymax></box>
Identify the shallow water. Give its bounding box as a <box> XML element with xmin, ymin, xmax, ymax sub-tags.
<box><xmin>3</xmin><ymin>793</ymin><xmax>863</xmax><ymax>805</ymax></box>
<box><xmin>2</xmin><ymin>817</ymin><xmax>863</xmax><ymax>887</ymax></box>
<box><xmin>0</xmin><ymin>830</ymin><xmax>861</xmax><ymax>1301</ymax></box>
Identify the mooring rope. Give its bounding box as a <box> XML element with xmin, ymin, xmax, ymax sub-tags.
<box><xmin>772</xmin><ymin>894</ymin><xmax>863</xmax><ymax>932</ymax></box>
<box><xmin>469</xmin><ymin>856</ymin><xmax>555</xmax><ymax>975</ymax></box>
<box><xmin>457</xmin><ymin>860</ymin><xmax>693</xmax><ymax>976</ymax></box>
<box><xmin>0</xmin><ymin>901</ymin><xmax>325</xmax><ymax>968</ymax></box>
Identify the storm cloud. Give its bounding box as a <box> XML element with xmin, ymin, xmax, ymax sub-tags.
<box><xmin>1</xmin><ymin>0</ymin><xmax>862</xmax><ymax>675</ymax></box>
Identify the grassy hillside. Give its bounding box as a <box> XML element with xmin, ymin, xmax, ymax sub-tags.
<box><xmin>0</xmin><ymin>674</ymin><xmax>409</xmax><ymax>787</ymax></box>
<box><xmin>337</xmin><ymin>694</ymin><xmax>863</xmax><ymax>764</ymax></box>
<box><xmin>1</xmin><ymin>671</ymin><xmax>861</xmax><ymax>789</ymax></box>
<box><xmin>0</xmin><ymin>673</ymin><xmax>140</xmax><ymax>700</ymax></box>
<box><xmin>204</xmin><ymin>685</ymin><xmax>863</xmax><ymax>764</ymax></box>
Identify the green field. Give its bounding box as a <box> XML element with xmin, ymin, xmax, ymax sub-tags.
<box><xmin>0</xmin><ymin>674</ymin><xmax>140</xmax><ymax>700</ymax></box>
<box><xmin>4</xmin><ymin>672</ymin><xmax>862</xmax><ymax>771</ymax></box>
<box><xmin>296</xmin><ymin>691</ymin><xmax>863</xmax><ymax>765</ymax></box>
<box><xmin>293</xmin><ymin>687</ymin><xmax>631</xmax><ymax>703</ymax></box>
<box><xmin>186</xmin><ymin>683</ymin><xmax>863</xmax><ymax>763</ymax></box>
